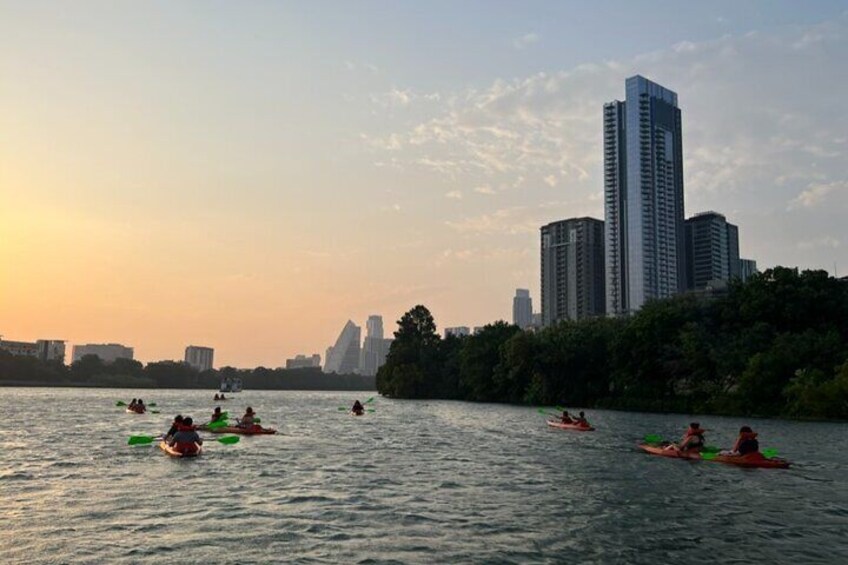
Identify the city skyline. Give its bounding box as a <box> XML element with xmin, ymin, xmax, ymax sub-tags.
<box><xmin>2</xmin><ymin>3</ymin><xmax>847</xmax><ymax>366</ymax></box>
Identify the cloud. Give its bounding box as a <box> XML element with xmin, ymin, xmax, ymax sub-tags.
<box><xmin>789</xmin><ymin>180</ymin><xmax>847</xmax><ymax>209</ymax></box>
<box><xmin>797</xmin><ymin>236</ymin><xmax>841</xmax><ymax>250</ymax></box>
<box><xmin>445</xmin><ymin>190</ymin><xmax>463</xmax><ymax>199</ymax></box>
<box><xmin>474</xmin><ymin>185</ymin><xmax>496</xmax><ymax>195</ymax></box>
<box><xmin>513</xmin><ymin>32</ymin><xmax>540</xmax><ymax>49</ymax></box>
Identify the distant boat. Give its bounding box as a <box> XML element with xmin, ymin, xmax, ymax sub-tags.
<box><xmin>219</xmin><ymin>376</ymin><xmax>243</xmax><ymax>393</ymax></box>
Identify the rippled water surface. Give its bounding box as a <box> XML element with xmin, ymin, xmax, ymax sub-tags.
<box><xmin>1</xmin><ymin>388</ymin><xmax>847</xmax><ymax>564</ymax></box>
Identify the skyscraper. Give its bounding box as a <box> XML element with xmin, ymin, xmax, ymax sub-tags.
<box><xmin>685</xmin><ymin>212</ymin><xmax>741</xmax><ymax>290</ymax></box>
<box><xmin>541</xmin><ymin>217</ymin><xmax>605</xmax><ymax>326</ymax></box>
<box><xmin>604</xmin><ymin>75</ymin><xmax>686</xmax><ymax>315</ymax></box>
<box><xmin>323</xmin><ymin>320</ymin><xmax>361</xmax><ymax>374</ymax></box>
<box><xmin>739</xmin><ymin>259</ymin><xmax>759</xmax><ymax>282</ymax></box>
<box><xmin>512</xmin><ymin>289</ymin><xmax>533</xmax><ymax>329</ymax></box>
<box><xmin>361</xmin><ymin>315</ymin><xmax>392</xmax><ymax>377</ymax></box>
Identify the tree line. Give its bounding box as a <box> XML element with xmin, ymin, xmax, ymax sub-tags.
<box><xmin>0</xmin><ymin>354</ymin><xmax>375</xmax><ymax>391</ymax></box>
<box><xmin>377</xmin><ymin>267</ymin><xmax>848</xmax><ymax>419</ymax></box>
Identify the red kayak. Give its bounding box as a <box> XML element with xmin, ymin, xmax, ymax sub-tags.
<box><xmin>547</xmin><ymin>420</ymin><xmax>595</xmax><ymax>432</ymax></box>
<box><xmin>208</xmin><ymin>425</ymin><xmax>277</xmax><ymax>435</ymax></box>
<box><xmin>125</xmin><ymin>407</ymin><xmax>145</xmax><ymax>414</ymax></box>
<box><xmin>159</xmin><ymin>441</ymin><xmax>202</xmax><ymax>458</ymax></box>
<box><xmin>640</xmin><ymin>444</ymin><xmax>791</xmax><ymax>468</ymax></box>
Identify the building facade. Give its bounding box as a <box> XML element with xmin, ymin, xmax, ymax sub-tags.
<box><xmin>739</xmin><ymin>258</ymin><xmax>758</xmax><ymax>282</ymax></box>
<box><xmin>0</xmin><ymin>338</ymin><xmax>65</xmax><ymax>363</ymax></box>
<box><xmin>605</xmin><ymin>75</ymin><xmax>686</xmax><ymax>315</ymax></box>
<box><xmin>512</xmin><ymin>289</ymin><xmax>533</xmax><ymax>329</ymax></box>
<box><xmin>185</xmin><ymin>345</ymin><xmax>214</xmax><ymax>372</ymax></box>
<box><xmin>541</xmin><ymin>217</ymin><xmax>606</xmax><ymax>326</ymax></box>
<box><xmin>360</xmin><ymin>315</ymin><xmax>392</xmax><ymax>377</ymax></box>
<box><xmin>323</xmin><ymin>320</ymin><xmax>361</xmax><ymax>374</ymax></box>
<box><xmin>286</xmin><ymin>354</ymin><xmax>321</xmax><ymax>369</ymax></box>
<box><xmin>685</xmin><ymin>211</ymin><xmax>741</xmax><ymax>290</ymax></box>
<box><xmin>72</xmin><ymin>343</ymin><xmax>134</xmax><ymax>364</ymax></box>
<box><xmin>445</xmin><ymin>327</ymin><xmax>470</xmax><ymax>338</ymax></box>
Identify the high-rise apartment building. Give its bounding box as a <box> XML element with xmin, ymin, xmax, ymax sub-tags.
<box><xmin>605</xmin><ymin>75</ymin><xmax>686</xmax><ymax>315</ymax></box>
<box><xmin>323</xmin><ymin>320</ymin><xmax>361</xmax><ymax>374</ymax></box>
<box><xmin>361</xmin><ymin>315</ymin><xmax>392</xmax><ymax>377</ymax></box>
<box><xmin>185</xmin><ymin>345</ymin><xmax>214</xmax><ymax>372</ymax></box>
<box><xmin>685</xmin><ymin>212</ymin><xmax>741</xmax><ymax>290</ymax></box>
<box><xmin>72</xmin><ymin>343</ymin><xmax>134</xmax><ymax>364</ymax></box>
<box><xmin>541</xmin><ymin>217</ymin><xmax>605</xmax><ymax>326</ymax></box>
<box><xmin>512</xmin><ymin>289</ymin><xmax>533</xmax><ymax>329</ymax></box>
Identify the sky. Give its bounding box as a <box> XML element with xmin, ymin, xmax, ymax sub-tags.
<box><xmin>2</xmin><ymin>1</ymin><xmax>847</xmax><ymax>367</ymax></box>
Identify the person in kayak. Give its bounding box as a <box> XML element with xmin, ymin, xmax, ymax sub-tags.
<box><xmin>129</xmin><ymin>398</ymin><xmax>138</xmax><ymax>409</ymax></box>
<box><xmin>168</xmin><ymin>417</ymin><xmax>203</xmax><ymax>454</ymax></box>
<box><xmin>669</xmin><ymin>422</ymin><xmax>706</xmax><ymax>452</ymax></box>
<box><xmin>220</xmin><ymin>394</ymin><xmax>227</xmax><ymax>400</ymax></box>
<box><xmin>719</xmin><ymin>426</ymin><xmax>760</xmax><ymax>456</ymax></box>
<box><xmin>560</xmin><ymin>410</ymin><xmax>575</xmax><ymax>424</ymax></box>
<box><xmin>164</xmin><ymin>415</ymin><xmax>184</xmax><ymax>442</ymax></box>
<box><xmin>214</xmin><ymin>393</ymin><xmax>220</xmax><ymax>400</ymax></box>
<box><xmin>136</xmin><ymin>399</ymin><xmax>146</xmax><ymax>413</ymax></box>
<box><xmin>238</xmin><ymin>407</ymin><xmax>256</xmax><ymax>428</ymax></box>
<box><xmin>210</xmin><ymin>406</ymin><xmax>225</xmax><ymax>424</ymax></box>
<box><xmin>572</xmin><ymin>411</ymin><xmax>590</xmax><ymax>427</ymax></box>
<box><xmin>351</xmin><ymin>400</ymin><xmax>365</xmax><ymax>415</ymax></box>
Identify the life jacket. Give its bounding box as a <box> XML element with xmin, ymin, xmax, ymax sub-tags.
<box><xmin>174</xmin><ymin>441</ymin><xmax>199</xmax><ymax>454</ymax></box>
<box><xmin>175</xmin><ymin>422</ymin><xmax>196</xmax><ymax>432</ymax></box>
<box><xmin>685</xmin><ymin>427</ymin><xmax>704</xmax><ymax>438</ymax></box>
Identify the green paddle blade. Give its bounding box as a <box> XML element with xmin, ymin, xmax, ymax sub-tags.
<box><xmin>555</xmin><ymin>405</ymin><xmax>566</xmax><ymax>411</ymax></box>
<box><xmin>367</xmin><ymin>408</ymin><xmax>376</xmax><ymax>413</ymax></box>
<box><xmin>116</xmin><ymin>401</ymin><xmax>126</xmax><ymax>407</ymax></box>
<box><xmin>128</xmin><ymin>435</ymin><xmax>156</xmax><ymax>445</ymax></box>
<box><xmin>703</xmin><ymin>445</ymin><xmax>720</xmax><ymax>453</ymax></box>
<box><xmin>207</xmin><ymin>420</ymin><xmax>228</xmax><ymax>430</ymax></box>
<box><xmin>762</xmin><ymin>448</ymin><xmax>778</xmax><ymax>458</ymax></box>
<box><xmin>338</xmin><ymin>407</ymin><xmax>347</xmax><ymax>410</ymax></box>
<box><xmin>151</xmin><ymin>410</ymin><xmax>160</xmax><ymax>414</ymax></box>
<box><xmin>216</xmin><ymin>435</ymin><xmax>240</xmax><ymax>445</ymax></box>
<box><xmin>148</xmin><ymin>403</ymin><xmax>157</xmax><ymax>407</ymax></box>
<box><xmin>644</xmin><ymin>434</ymin><xmax>663</xmax><ymax>444</ymax></box>
<box><xmin>700</xmin><ymin>451</ymin><xmax>718</xmax><ymax>460</ymax></box>
<box><xmin>254</xmin><ymin>417</ymin><xmax>261</xmax><ymax>423</ymax></box>
<box><xmin>364</xmin><ymin>397</ymin><xmax>375</xmax><ymax>404</ymax></box>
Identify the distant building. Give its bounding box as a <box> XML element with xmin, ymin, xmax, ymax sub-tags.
<box><xmin>532</xmin><ymin>313</ymin><xmax>543</xmax><ymax>328</ymax></box>
<box><xmin>185</xmin><ymin>345</ymin><xmax>214</xmax><ymax>372</ymax></box>
<box><xmin>324</xmin><ymin>320</ymin><xmax>361</xmax><ymax>374</ymax></box>
<box><xmin>605</xmin><ymin>76</ymin><xmax>686</xmax><ymax>316</ymax></box>
<box><xmin>685</xmin><ymin>211</ymin><xmax>741</xmax><ymax>290</ymax></box>
<box><xmin>513</xmin><ymin>289</ymin><xmax>533</xmax><ymax>328</ymax></box>
<box><xmin>445</xmin><ymin>326</ymin><xmax>470</xmax><ymax>338</ymax></box>
<box><xmin>739</xmin><ymin>258</ymin><xmax>758</xmax><ymax>282</ymax></box>
<box><xmin>72</xmin><ymin>343</ymin><xmax>134</xmax><ymax>364</ymax></box>
<box><xmin>286</xmin><ymin>354</ymin><xmax>321</xmax><ymax>370</ymax></box>
<box><xmin>0</xmin><ymin>338</ymin><xmax>66</xmax><ymax>363</ymax></box>
<box><xmin>360</xmin><ymin>315</ymin><xmax>392</xmax><ymax>377</ymax></box>
<box><xmin>541</xmin><ymin>217</ymin><xmax>606</xmax><ymax>326</ymax></box>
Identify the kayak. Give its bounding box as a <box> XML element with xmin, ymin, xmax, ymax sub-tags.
<box><xmin>125</xmin><ymin>407</ymin><xmax>145</xmax><ymax>414</ymax></box>
<box><xmin>351</xmin><ymin>411</ymin><xmax>365</xmax><ymax>417</ymax></box>
<box><xmin>547</xmin><ymin>420</ymin><xmax>594</xmax><ymax>432</ymax></box>
<box><xmin>207</xmin><ymin>425</ymin><xmax>277</xmax><ymax>435</ymax></box>
<box><xmin>705</xmin><ymin>452</ymin><xmax>791</xmax><ymax>469</ymax></box>
<box><xmin>158</xmin><ymin>441</ymin><xmax>202</xmax><ymax>458</ymax></box>
<box><xmin>638</xmin><ymin>443</ymin><xmax>702</xmax><ymax>460</ymax></box>
<box><xmin>640</xmin><ymin>444</ymin><xmax>791</xmax><ymax>468</ymax></box>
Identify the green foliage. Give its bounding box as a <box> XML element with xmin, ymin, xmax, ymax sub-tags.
<box><xmin>376</xmin><ymin>267</ymin><xmax>848</xmax><ymax>420</ymax></box>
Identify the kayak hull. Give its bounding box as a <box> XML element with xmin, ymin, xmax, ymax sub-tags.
<box><xmin>547</xmin><ymin>420</ymin><xmax>594</xmax><ymax>432</ymax></box>
<box><xmin>639</xmin><ymin>443</ymin><xmax>701</xmax><ymax>460</ymax></box>
<box><xmin>125</xmin><ymin>408</ymin><xmax>145</xmax><ymax>414</ymax></box>
<box><xmin>207</xmin><ymin>426</ymin><xmax>277</xmax><ymax>435</ymax></box>
<box><xmin>158</xmin><ymin>441</ymin><xmax>202</xmax><ymax>458</ymax></box>
<box><xmin>707</xmin><ymin>452</ymin><xmax>791</xmax><ymax>469</ymax></box>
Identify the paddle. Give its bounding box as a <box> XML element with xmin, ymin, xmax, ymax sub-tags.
<box><xmin>644</xmin><ymin>434</ymin><xmax>664</xmax><ymax>444</ymax></box>
<box><xmin>116</xmin><ymin>401</ymin><xmax>126</xmax><ymax>407</ymax></box>
<box><xmin>149</xmin><ymin>403</ymin><xmax>157</xmax><ymax>407</ymax></box>
<box><xmin>537</xmin><ymin>408</ymin><xmax>560</xmax><ymax>418</ymax></box>
<box><xmin>762</xmin><ymin>448</ymin><xmax>778</xmax><ymax>458</ymax></box>
<box><xmin>128</xmin><ymin>434</ymin><xmax>240</xmax><ymax>445</ymax></box>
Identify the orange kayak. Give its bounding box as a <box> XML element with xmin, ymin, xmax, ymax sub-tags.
<box><xmin>547</xmin><ymin>420</ymin><xmax>595</xmax><ymax>432</ymax></box>
<box><xmin>638</xmin><ymin>443</ymin><xmax>701</xmax><ymax>460</ymax></box>
<box><xmin>158</xmin><ymin>441</ymin><xmax>202</xmax><ymax>458</ymax></box>
<box><xmin>705</xmin><ymin>452</ymin><xmax>791</xmax><ymax>469</ymax></box>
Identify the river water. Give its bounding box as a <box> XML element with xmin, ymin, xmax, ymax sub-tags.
<box><xmin>1</xmin><ymin>387</ymin><xmax>846</xmax><ymax>564</ymax></box>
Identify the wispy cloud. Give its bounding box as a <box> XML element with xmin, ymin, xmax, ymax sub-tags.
<box><xmin>445</xmin><ymin>190</ymin><xmax>463</xmax><ymax>199</ymax></box>
<box><xmin>789</xmin><ymin>180</ymin><xmax>847</xmax><ymax>209</ymax></box>
<box><xmin>513</xmin><ymin>32</ymin><xmax>540</xmax><ymax>50</ymax></box>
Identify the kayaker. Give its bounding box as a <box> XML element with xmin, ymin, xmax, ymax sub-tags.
<box><xmin>572</xmin><ymin>411</ymin><xmax>590</xmax><ymax>427</ymax></box>
<box><xmin>136</xmin><ymin>399</ymin><xmax>147</xmax><ymax>413</ymax></box>
<box><xmin>238</xmin><ymin>407</ymin><xmax>256</xmax><ymax>428</ymax></box>
<box><xmin>129</xmin><ymin>398</ymin><xmax>138</xmax><ymax>409</ymax></box>
<box><xmin>214</xmin><ymin>394</ymin><xmax>220</xmax><ymax>400</ymax></box>
<box><xmin>168</xmin><ymin>417</ymin><xmax>203</xmax><ymax>454</ymax></box>
<box><xmin>352</xmin><ymin>400</ymin><xmax>365</xmax><ymax>415</ymax></box>
<box><xmin>560</xmin><ymin>410</ymin><xmax>575</xmax><ymax>424</ymax></box>
<box><xmin>164</xmin><ymin>415</ymin><xmax>184</xmax><ymax>442</ymax></box>
<box><xmin>210</xmin><ymin>406</ymin><xmax>225</xmax><ymax>424</ymax></box>
<box><xmin>220</xmin><ymin>394</ymin><xmax>227</xmax><ymax>400</ymax></box>
<box><xmin>671</xmin><ymin>422</ymin><xmax>706</xmax><ymax>452</ymax></box>
<box><xmin>720</xmin><ymin>426</ymin><xmax>759</xmax><ymax>456</ymax></box>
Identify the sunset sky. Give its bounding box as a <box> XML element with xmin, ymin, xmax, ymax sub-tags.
<box><xmin>2</xmin><ymin>1</ymin><xmax>847</xmax><ymax>367</ymax></box>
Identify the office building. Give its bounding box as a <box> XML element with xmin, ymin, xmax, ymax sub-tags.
<box><xmin>739</xmin><ymin>259</ymin><xmax>758</xmax><ymax>282</ymax></box>
<box><xmin>541</xmin><ymin>217</ymin><xmax>606</xmax><ymax>325</ymax></box>
<box><xmin>286</xmin><ymin>354</ymin><xmax>321</xmax><ymax>369</ymax></box>
<box><xmin>72</xmin><ymin>343</ymin><xmax>134</xmax><ymax>364</ymax></box>
<box><xmin>513</xmin><ymin>289</ymin><xmax>533</xmax><ymax>329</ymax></box>
<box><xmin>0</xmin><ymin>338</ymin><xmax>65</xmax><ymax>363</ymax></box>
<box><xmin>685</xmin><ymin>212</ymin><xmax>741</xmax><ymax>290</ymax></box>
<box><xmin>360</xmin><ymin>315</ymin><xmax>392</xmax><ymax>377</ymax></box>
<box><xmin>185</xmin><ymin>345</ymin><xmax>214</xmax><ymax>372</ymax></box>
<box><xmin>323</xmin><ymin>320</ymin><xmax>361</xmax><ymax>374</ymax></box>
<box><xmin>445</xmin><ymin>327</ymin><xmax>470</xmax><ymax>338</ymax></box>
<box><xmin>605</xmin><ymin>75</ymin><xmax>686</xmax><ymax>315</ymax></box>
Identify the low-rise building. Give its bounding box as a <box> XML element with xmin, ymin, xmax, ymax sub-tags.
<box><xmin>0</xmin><ymin>338</ymin><xmax>66</xmax><ymax>363</ymax></box>
<box><xmin>72</xmin><ymin>343</ymin><xmax>134</xmax><ymax>364</ymax></box>
<box><xmin>185</xmin><ymin>345</ymin><xmax>214</xmax><ymax>372</ymax></box>
<box><xmin>445</xmin><ymin>327</ymin><xmax>470</xmax><ymax>338</ymax></box>
<box><xmin>286</xmin><ymin>354</ymin><xmax>321</xmax><ymax>370</ymax></box>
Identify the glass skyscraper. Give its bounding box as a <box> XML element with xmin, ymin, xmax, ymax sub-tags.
<box><xmin>604</xmin><ymin>75</ymin><xmax>686</xmax><ymax>315</ymax></box>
